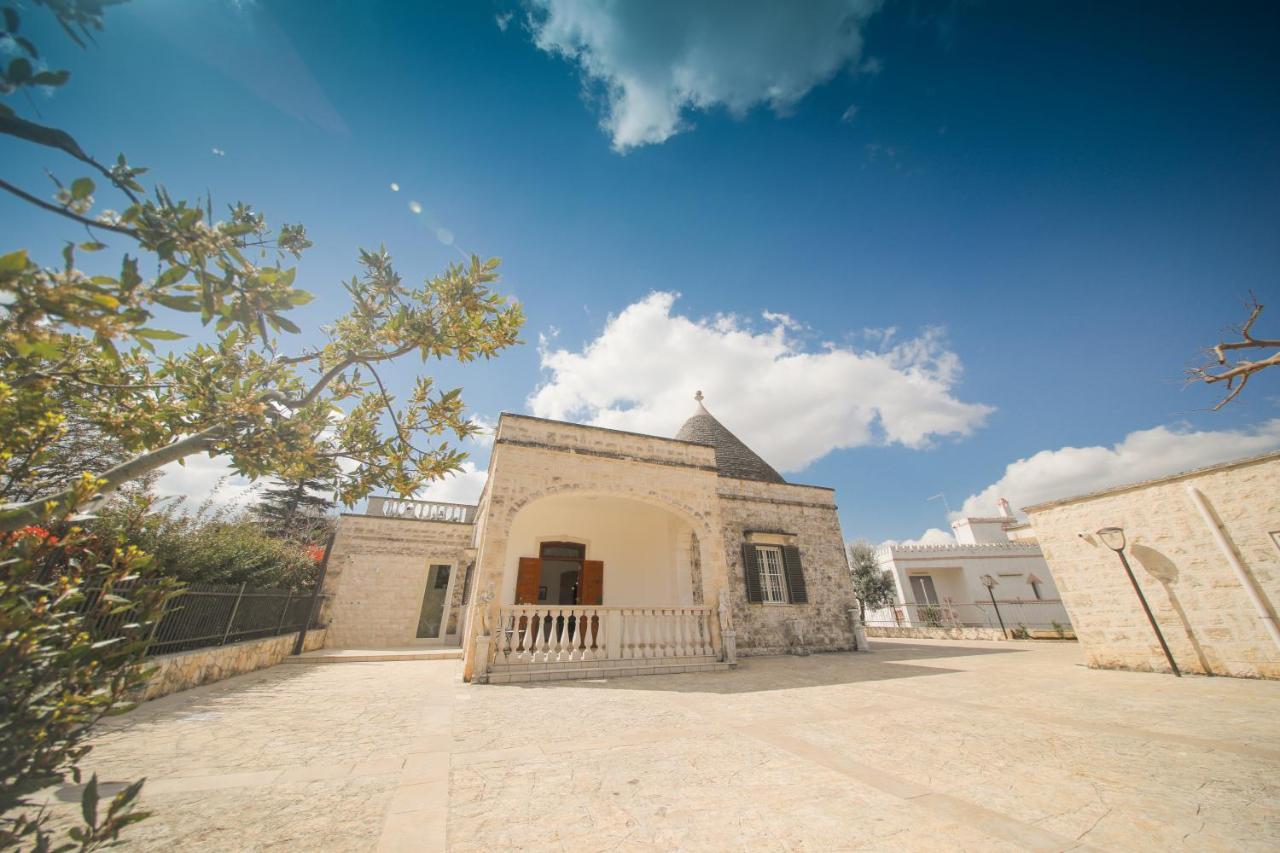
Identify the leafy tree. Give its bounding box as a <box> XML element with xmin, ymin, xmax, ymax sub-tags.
<box><xmin>253</xmin><ymin>476</ymin><xmax>336</xmax><ymax>543</ymax></box>
<box><xmin>0</xmin><ymin>385</ymin><xmax>132</xmax><ymax>503</ymax></box>
<box><xmin>93</xmin><ymin>485</ymin><xmax>324</xmax><ymax>590</ymax></box>
<box><xmin>848</xmin><ymin>539</ymin><xmax>896</xmax><ymax>621</ymax></box>
<box><xmin>1</xmin><ymin>486</ymin><xmax>175</xmax><ymax>851</ymax></box>
<box><xmin>0</xmin><ymin>1</ymin><xmax>521</xmax><ymax>848</ymax></box>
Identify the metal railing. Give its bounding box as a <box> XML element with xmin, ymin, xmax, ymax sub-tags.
<box><xmin>864</xmin><ymin>599</ymin><xmax>1074</xmax><ymax>636</ymax></box>
<box><xmin>83</xmin><ymin>582</ymin><xmax>328</xmax><ymax>657</ymax></box>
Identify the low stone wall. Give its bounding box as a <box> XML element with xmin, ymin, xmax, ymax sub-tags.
<box><xmin>867</xmin><ymin>626</ymin><xmax>1007</xmax><ymax>641</ymax></box>
<box><xmin>141</xmin><ymin>629</ymin><xmax>326</xmax><ymax>701</ymax></box>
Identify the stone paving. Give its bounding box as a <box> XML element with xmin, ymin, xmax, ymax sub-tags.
<box><xmin>46</xmin><ymin>639</ymin><xmax>1280</xmax><ymax>851</ymax></box>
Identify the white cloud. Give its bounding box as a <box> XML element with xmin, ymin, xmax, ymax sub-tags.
<box><xmin>528</xmin><ymin>0</ymin><xmax>882</xmax><ymax>151</ymax></box>
<box><xmin>466</xmin><ymin>415</ymin><xmax>496</xmax><ymax>448</ymax></box>
<box><xmin>390</xmin><ymin>182</ymin><xmax>400</xmax><ymax>192</ymax></box>
<box><xmin>154</xmin><ymin>453</ymin><xmax>261</xmax><ymax>511</ymax></box>
<box><xmin>409</xmin><ymin>200</ymin><xmax>423</xmax><ymax>214</ymax></box>
<box><xmin>901</xmin><ymin>527</ymin><xmax>956</xmax><ymax>546</ymax></box>
<box><xmin>962</xmin><ymin>419</ymin><xmax>1280</xmax><ymax>518</ymax></box>
<box><xmin>495</xmin><ymin>11</ymin><xmax>513</xmax><ymax>32</ymax></box>
<box><xmin>528</xmin><ymin>292</ymin><xmax>992</xmax><ymax>473</ymax></box>
<box><xmin>211</xmin><ymin>146</ymin><xmax>226</xmax><ymax>156</ymax></box>
<box><xmin>841</xmin><ymin>104</ymin><xmax>859</xmax><ymax>124</ymax></box>
<box><xmin>415</xmin><ymin>461</ymin><xmax>488</xmax><ymax>504</ymax></box>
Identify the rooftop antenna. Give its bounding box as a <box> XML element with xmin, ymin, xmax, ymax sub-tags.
<box><xmin>927</xmin><ymin>493</ymin><xmax>952</xmax><ymax>516</ymax></box>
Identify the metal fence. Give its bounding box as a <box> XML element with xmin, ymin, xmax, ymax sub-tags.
<box><xmin>84</xmin><ymin>582</ymin><xmax>328</xmax><ymax>657</ymax></box>
<box><xmin>865</xmin><ymin>599</ymin><xmax>1074</xmax><ymax>636</ymax></box>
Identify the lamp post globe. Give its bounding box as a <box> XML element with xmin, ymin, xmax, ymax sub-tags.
<box><xmin>1096</xmin><ymin>527</ymin><xmax>1127</xmax><ymax>552</ymax></box>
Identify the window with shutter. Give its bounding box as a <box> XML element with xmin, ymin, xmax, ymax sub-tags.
<box><xmin>741</xmin><ymin>544</ymin><xmax>763</xmax><ymax>602</ymax></box>
<box><xmin>781</xmin><ymin>545</ymin><xmax>807</xmax><ymax>604</ymax></box>
<box><xmin>753</xmin><ymin>545</ymin><xmax>789</xmax><ymax>604</ymax></box>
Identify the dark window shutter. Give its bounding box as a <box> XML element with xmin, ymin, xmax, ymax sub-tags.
<box><xmin>741</xmin><ymin>544</ymin><xmax>763</xmax><ymax>603</ymax></box>
<box><xmin>781</xmin><ymin>545</ymin><xmax>808</xmax><ymax>604</ymax></box>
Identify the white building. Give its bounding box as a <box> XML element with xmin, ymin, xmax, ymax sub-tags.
<box><xmin>870</xmin><ymin>502</ymin><xmax>1073</xmax><ymax>638</ymax></box>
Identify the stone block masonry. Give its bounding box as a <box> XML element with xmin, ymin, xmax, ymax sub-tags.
<box><xmin>322</xmin><ymin>514</ymin><xmax>474</xmax><ymax>649</ymax></box>
<box><xmin>140</xmin><ymin>629</ymin><xmax>326</xmax><ymax>701</ymax></box>
<box><xmin>718</xmin><ymin>478</ymin><xmax>858</xmax><ymax>655</ymax></box>
<box><xmin>1027</xmin><ymin>451</ymin><xmax>1280</xmax><ymax>679</ymax></box>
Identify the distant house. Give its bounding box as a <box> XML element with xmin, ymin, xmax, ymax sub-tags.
<box><xmin>870</xmin><ymin>505</ymin><xmax>1073</xmax><ymax>638</ymax></box>
<box><xmin>319</xmin><ymin>393</ymin><xmax>862</xmax><ymax>683</ymax></box>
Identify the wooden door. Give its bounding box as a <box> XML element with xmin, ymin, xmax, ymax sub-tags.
<box><xmin>580</xmin><ymin>560</ymin><xmax>604</xmax><ymax>605</ymax></box>
<box><xmin>516</xmin><ymin>557</ymin><xmax>542</xmax><ymax>605</ymax></box>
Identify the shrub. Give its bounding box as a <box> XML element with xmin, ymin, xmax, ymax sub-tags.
<box><xmin>0</xmin><ymin>495</ymin><xmax>175</xmax><ymax>849</ymax></box>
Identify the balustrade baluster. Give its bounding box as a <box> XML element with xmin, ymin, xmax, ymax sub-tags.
<box><xmin>521</xmin><ymin>610</ymin><xmax>535</xmax><ymax>662</ymax></box>
<box><xmin>500</xmin><ymin>611</ymin><xmax>511</xmax><ymax>663</ymax></box>
<box><xmin>534</xmin><ymin>610</ymin><xmax>548</xmax><ymax>662</ymax></box>
<box><xmin>581</xmin><ymin>609</ymin><xmax>594</xmax><ymax>661</ymax></box>
<box><xmin>678</xmin><ymin>610</ymin><xmax>690</xmax><ymax>657</ymax></box>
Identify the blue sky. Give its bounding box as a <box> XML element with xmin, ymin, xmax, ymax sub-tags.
<box><xmin>4</xmin><ymin>0</ymin><xmax>1279</xmax><ymax>542</ymax></box>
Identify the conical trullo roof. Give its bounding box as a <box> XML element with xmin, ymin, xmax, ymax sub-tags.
<box><xmin>674</xmin><ymin>391</ymin><xmax>786</xmax><ymax>484</ymax></box>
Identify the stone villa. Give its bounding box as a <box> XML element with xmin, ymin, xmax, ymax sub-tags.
<box><xmin>319</xmin><ymin>394</ymin><xmax>861</xmax><ymax>683</ymax></box>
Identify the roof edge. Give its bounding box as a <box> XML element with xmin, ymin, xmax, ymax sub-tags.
<box><xmin>1022</xmin><ymin>449</ymin><xmax>1280</xmax><ymax>514</ymax></box>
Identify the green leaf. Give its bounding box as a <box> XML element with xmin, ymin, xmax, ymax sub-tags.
<box><xmin>31</xmin><ymin>69</ymin><xmax>70</xmax><ymax>87</ymax></box>
<box><xmin>133</xmin><ymin>328</ymin><xmax>186</xmax><ymax>341</ymax></box>
<box><xmin>82</xmin><ymin>774</ymin><xmax>100</xmax><ymax>827</ymax></box>
<box><xmin>0</xmin><ymin>248</ymin><xmax>27</xmax><ymax>273</ymax></box>
<box><xmin>6</xmin><ymin>56</ymin><xmax>31</xmax><ymax>84</ymax></box>
<box><xmin>154</xmin><ymin>294</ymin><xmax>201</xmax><ymax>312</ymax></box>
<box><xmin>269</xmin><ymin>314</ymin><xmax>301</xmax><ymax>334</ymax></box>
<box><xmin>79</xmin><ymin>241</ymin><xmax>107</xmax><ymax>252</ymax></box>
<box><xmin>71</xmin><ymin>177</ymin><xmax>95</xmax><ymax>200</ymax></box>
<box><xmin>155</xmin><ymin>265</ymin><xmax>189</xmax><ymax>288</ymax></box>
<box><xmin>286</xmin><ymin>289</ymin><xmax>314</xmax><ymax>306</ymax></box>
<box><xmin>88</xmin><ymin>293</ymin><xmax>120</xmax><ymax>309</ymax></box>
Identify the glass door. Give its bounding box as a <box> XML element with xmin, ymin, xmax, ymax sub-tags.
<box><xmin>416</xmin><ymin>564</ymin><xmax>453</xmax><ymax>639</ymax></box>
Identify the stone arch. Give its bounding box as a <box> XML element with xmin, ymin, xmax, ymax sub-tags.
<box><xmin>503</xmin><ymin>483</ymin><xmax>717</xmax><ymax>545</ymax></box>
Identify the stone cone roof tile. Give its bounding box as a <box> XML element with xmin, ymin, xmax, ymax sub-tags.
<box><xmin>674</xmin><ymin>397</ymin><xmax>786</xmax><ymax>484</ymax></box>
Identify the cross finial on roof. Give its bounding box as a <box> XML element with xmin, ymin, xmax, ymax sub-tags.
<box><xmin>694</xmin><ymin>390</ymin><xmax>704</xmax><ymax>403</ymax></box>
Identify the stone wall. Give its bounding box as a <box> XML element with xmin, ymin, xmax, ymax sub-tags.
<box><xmin>867</xmin><ymin>626</ymin><xmax>1007</xmax><ymax>642</ymax></box>
<box><xmin>1026</xmin><ymin>452</ymin><xmax>1280</xmax><ymax>679</ymax></box>
<box><xmin>140</xmin><ymin>629</ymin><xmax>326</xmax><ymax>701</ymax></box>
<box><xmin>323</xmin><ymin>514</ymin><xmax>474</xmax><ymax>648</ymax></box>
<box><xmin>717</xmin><ymin>478</ymin><xmax>857</xmax><ymax>655</ymax></box>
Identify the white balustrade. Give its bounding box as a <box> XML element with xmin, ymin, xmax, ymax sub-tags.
<box><xmin>494</xmin><ymin>605</ymin><xmax>715</xmax><ymax>666</ymax></box>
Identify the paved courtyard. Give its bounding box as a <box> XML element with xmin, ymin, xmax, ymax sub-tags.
<box><xmin>49</xmin><ymin>639</ymin><xmax>1279</xmax><ymax>851</ymax></box>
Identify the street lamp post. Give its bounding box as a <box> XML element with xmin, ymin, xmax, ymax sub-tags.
<box><xmin>979</xmin><ymin>574</ymin><xmax>1007</xmax><ymax>639</ymax></box>
<box><xmin>1096</xmin><ymin>526</ymin><xmax>1181</xmax><ymax>677</ymax></box>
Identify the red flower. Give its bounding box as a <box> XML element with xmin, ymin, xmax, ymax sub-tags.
<box><xmin>304</xmin><ymin>544</ymin><xmax>325</xmax><ymax>563</ymax></box>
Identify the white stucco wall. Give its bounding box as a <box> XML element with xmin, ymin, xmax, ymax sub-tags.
<box><xmin>873</xmin><ymin>544</ymin><xmax>1071</xmax><ymax>630</ymax></box>
<box><xmin>501</xmin><ymin>493</ymin><xmax>694</xmax><ymax>607</ymax></box>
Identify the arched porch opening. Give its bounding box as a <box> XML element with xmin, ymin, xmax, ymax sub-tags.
<box><xmin>499</xmin><ymin>492</ymin><xmax>705</xmax><ymax>608</ymax></box>
<box><xmin>484</xmin><ymin>491</ymin><xmax>725</xmax><ymax>676</ymax></box>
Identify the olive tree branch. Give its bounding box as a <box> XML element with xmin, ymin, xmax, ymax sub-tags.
<box><xmin>0</xmin><ymin>177</ymin><xmax>139</xmax><ymax>238</ymax></box>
